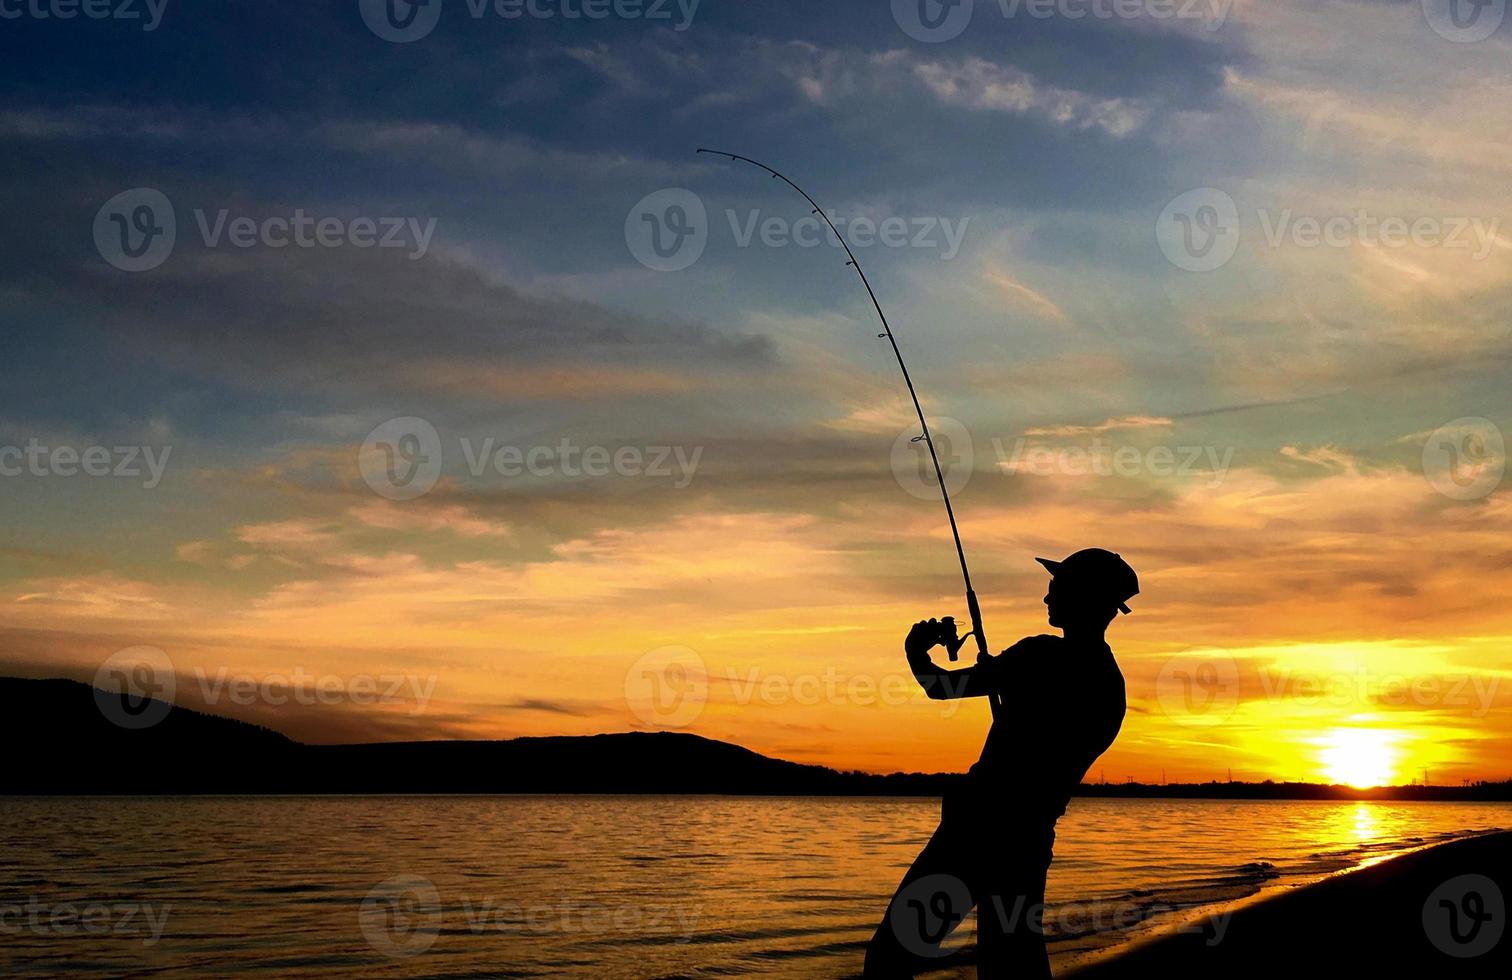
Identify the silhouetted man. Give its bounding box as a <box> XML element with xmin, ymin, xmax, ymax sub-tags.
<box><xmin>864</xmin><ymin>549</ymin><xmax>1138</xmax><ymax>979</ymax></box>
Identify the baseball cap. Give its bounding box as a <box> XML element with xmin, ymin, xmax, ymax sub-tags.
<box><xmin>1036</xmin><ymin>548</ymin><xmax>1140</xmax><ymax>614</ymax></box>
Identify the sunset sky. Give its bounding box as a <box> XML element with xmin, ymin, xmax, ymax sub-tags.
<box><xmin>2</xmin><ymin>0</ymin><xmax>1509</xmax><ymax>786</ymax></box>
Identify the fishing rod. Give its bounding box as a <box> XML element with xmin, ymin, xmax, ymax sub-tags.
<box><xmin>697</xmin><ymin>148</ymin><xmax>997</xmax><ymax>701</ymax></box>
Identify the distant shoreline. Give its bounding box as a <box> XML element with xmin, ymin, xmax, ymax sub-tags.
<box><xmin>8</xmin><ymin>677</ymin><xmax>1512</xmax><ymax>799</ymax></box>
<box><xmin>10</xmin><ymin>791</ymin><xmax>1512</xmax><ymax>803</ymax></box>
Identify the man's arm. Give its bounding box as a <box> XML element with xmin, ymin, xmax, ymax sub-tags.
<box><xmin>905</xmin><ymin>619</ymin><xmax>995</xmax><ymax>700</ymax></box>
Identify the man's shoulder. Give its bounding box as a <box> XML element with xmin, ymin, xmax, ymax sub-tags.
<box><xmin>988</xmin><ymin>635</ymin><xmax>1061</xmax><ymax>675</ymax></box>
<box><xmin>1005</xmin><ymin>634</ymin><xmax>1062</xmax><ymax>655</ymax></box>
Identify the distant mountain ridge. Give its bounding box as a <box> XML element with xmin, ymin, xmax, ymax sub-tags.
<box><xmin>6</xmin><ymin>677</ymin><xmax>1511</xmax><ymax>799</ymax></box>
<box><xmin>3</xmin><ymin>677</ymin><xmax>953</xmax><ymax>795</ymax></box>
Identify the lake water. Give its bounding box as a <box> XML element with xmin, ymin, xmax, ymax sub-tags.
<box><xmin>1</xmin><ymin>796</ymin><xmax>1507</xmax><ymax>977</ymax></box>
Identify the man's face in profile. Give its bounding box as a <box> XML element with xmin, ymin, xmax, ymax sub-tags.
<box><xmin>1045</xmin><ymin>577</ymin><xmax>1069</xmax><ymax>628</ymax></box>
<box><xmin>1044</xmin><ymin>577</ymin><xmax>1110</xmax><ymax>630</ymax></box>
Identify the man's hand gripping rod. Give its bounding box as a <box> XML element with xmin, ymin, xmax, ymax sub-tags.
<box><xmin>697</xmin><ymin>149</ymin><xmax>999</xmax><ymax>708</ymax></box>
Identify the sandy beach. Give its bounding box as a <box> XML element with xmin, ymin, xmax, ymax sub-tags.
<box><xmin>1067</xmin><ymin>830</ymin><xmax>1510</xmax><ymax>977</ymax></box>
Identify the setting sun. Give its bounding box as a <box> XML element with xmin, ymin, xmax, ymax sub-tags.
<box><xmin>1318</xmin><ymin>728</ymin><xmax>1403</xmax><ymax>788</ymax></box>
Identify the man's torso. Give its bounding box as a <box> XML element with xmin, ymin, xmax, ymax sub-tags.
<box><xmin>961</xmin><ymin>634</ymin><xmax>1126</xmax><ymax>827</ymax></box>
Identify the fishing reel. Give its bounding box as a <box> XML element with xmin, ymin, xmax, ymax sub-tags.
<box><xmin>935</xmin><ymin>616</ymin><xmax>972</xmax><ymax>663</ymax></box>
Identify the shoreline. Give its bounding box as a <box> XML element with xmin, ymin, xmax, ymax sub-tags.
<box><xmin>1062</xmin><ymin>829</ymin><xmax>1511</xmax><ymax>976</ymax></box>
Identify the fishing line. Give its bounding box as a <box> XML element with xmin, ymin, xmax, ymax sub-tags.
<box><xmin>698</xmin><ymin>149</ymin><xmax>999</xmax><ymax>705</ymax></box>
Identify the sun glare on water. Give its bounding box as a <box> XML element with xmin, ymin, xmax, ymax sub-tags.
<box><xmin>1317</xmin><ymin>728</ymin><xmax>1402</xmax><ymax>787</ymax></box>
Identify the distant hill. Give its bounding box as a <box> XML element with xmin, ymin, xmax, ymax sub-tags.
<box><xmin>7</xmin><ymin>677</ymin><xmax>300</xmax><ymax>794</ymax></box>
<box><xmin>2</xmin><ymin>677</ymin><xmax>954</xmax><ymax>795</ymax></box>
<box><xmin>5</xmin><ymin>677</ymin><xmax>1511</xmax><ymax>799</ymax></box>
